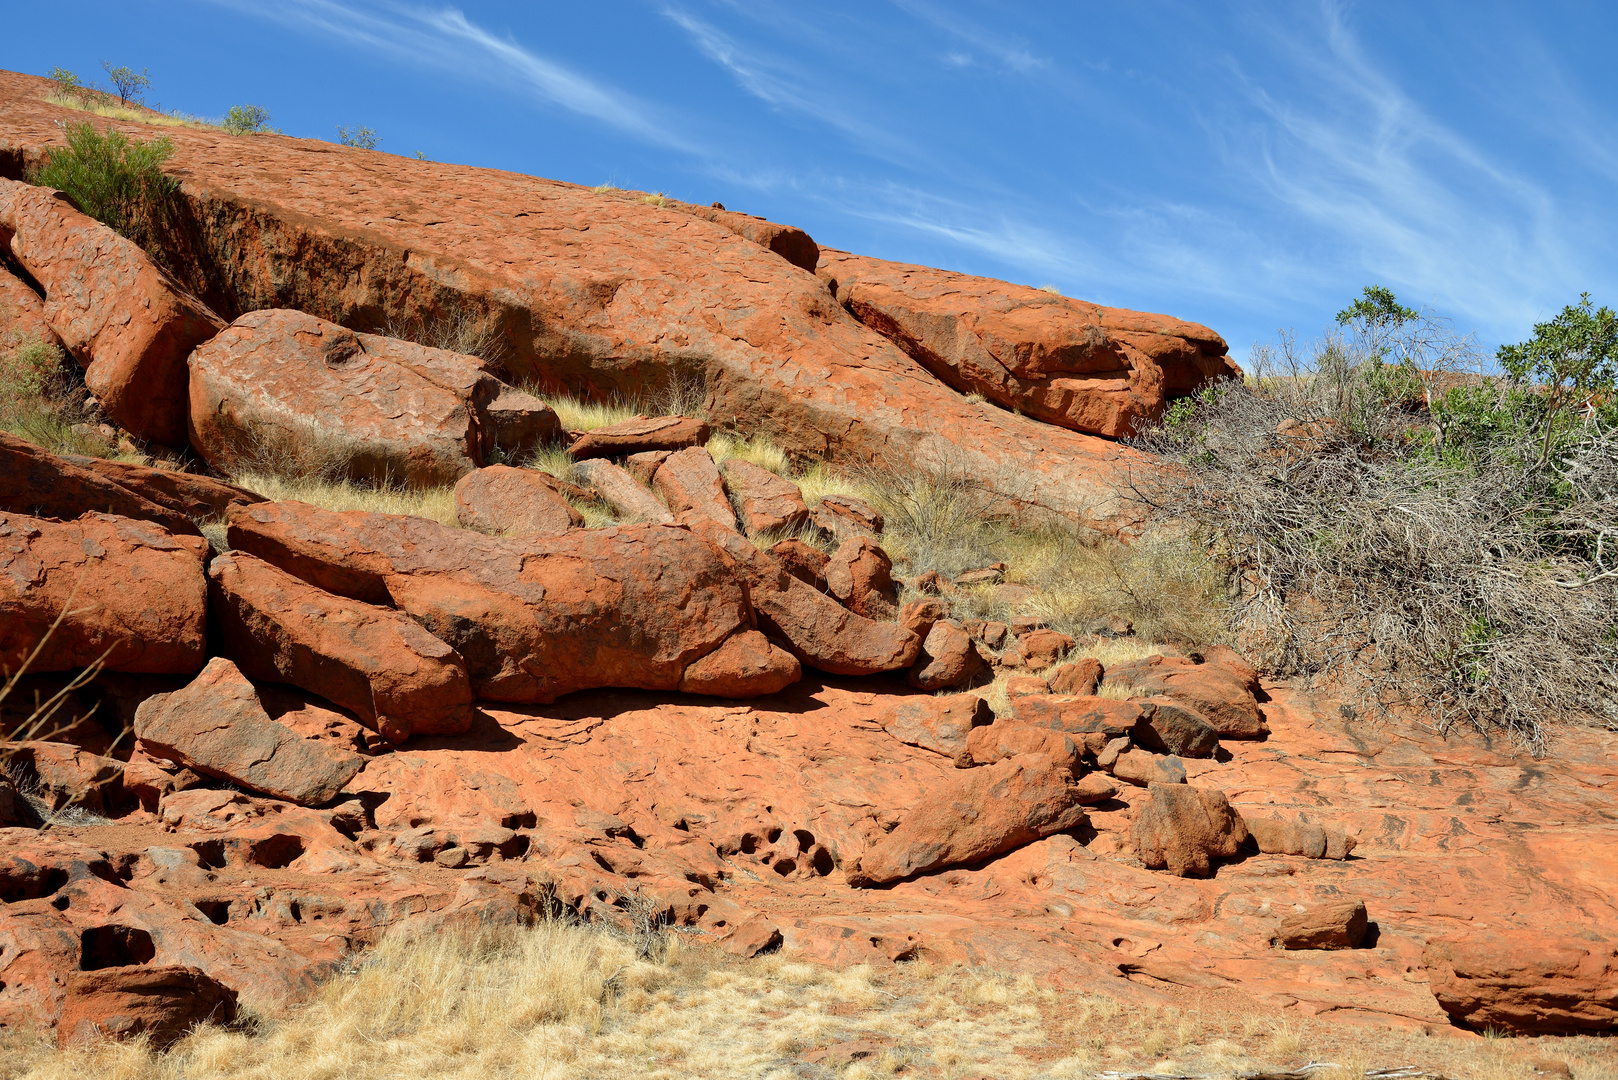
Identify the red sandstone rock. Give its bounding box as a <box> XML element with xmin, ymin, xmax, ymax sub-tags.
<box><xmin>0</xmin><ymin>511</ymin><xmax>208</xmax><ymax>675</ymax></box>
<box><xmin>1275</xmin><ymin>899</ymin><xmax>1367</xmax><ymax>951</ymax></box>
<box><xmin>1007</xmin><ymin>695</ymin><xmax>1139</xmax><ymax>737</ymax></box>
<box><xmin>720</xmin><ymin>458</ymin><xmax>810</xmax><ymax>537</ymax></box>
<box><xmin>850</xmin><ymin>754</ymin><xmax>1089</xmax><ymax>886</ymax></box>
<box><xmin>226</xmin><ymin>501</ymin><xmax>750</xmax><ymax>703</ymax></box>
<box><xmin>907</xmin><ymin>619</ymin><xmax>985</xmax><ymax>691</ymax></box>
<box><xmin>0</xmin><ymin>256</ymin><xmax>57</xmax><ymax>348</ymax></box>
<box><xmin>660</xmin><ymin>197</ymin><xmax>820</xmax><ymax>272</ymax></box>
<box><xmin>188</xmin><ymin>309</ymin><xmax>559</xmax><ymax>486</ymax></box>
<box><xmin>454</xmin><ymin>465</ymin><xmax>582</xmax><ymax>536</ymax></box>
<box><xmin>1</xmin><ymin>432</ymin><xmax>201</xmax><ymax>535</ymax></box>
<box><xmin>1106</xmin><ymin>654</ymin><xmax>1267</xmax><ymax>738</ymax></box>
<box><xmin>654</xmin><ymin>446</ymin><xmax>739</xmax><ymax>532</ymax></box>
<box><xmin>899</xmin><ymin>597</ymin><xmax>948</xmax><ymax>639</ymax></box>
<box><xmin>1245</xmin><ymin>816</ymin><xmax>1357</xmax><ymax>860</ymax></box>
<box><xmin>6</xmin><ymin>742</ymin><xmax>122</xmax><ymax>815</ymax></box>
<box><xmin>624</xmin><ymin>450</ymin><xmax>669</xmax><ymax>485</ymax></box>
<box><xmin>58</xmin><ymin>964</ymin><xmax>238</xmax><ymax>1048</ymax></box>
<box><xmin>134</xmin><ymin>657</ymin><xmax>364</xmax><ymax>805</ymax></box>
<box><xmin>1131</xmin><ymin>700</ymin><xmax>1220</xmax><ymax>758</ymax></box>
<box><xmin>1047</xmin><ymin>658</ymin><xmax>1102</xmax><ymax>696</ymax></box>
<box><xmin>1003</xmin><ymin>628</ymin><xmax>1075</xmax><ymax>670</ymax></box>
<box><xmin>0</xmin><ymin>178</ymin><xmax>224</xmax><ymax>446</ymax></box>
<box><xmin>567</xmin><ymin>415</ymin><xmax>711</xmax><ymax>461</ymax></box>
<box><xmin>768</xmin><ymin>538</ymin><xmax>829</xmax><ymax>591</ymax></box>
<box><xmin>1130</xmin><ymin>783</ymin><xmax>1247</xmax><ymax>877</ymax></box>
<box><xmin>1002</xmin><ymin>674</ymin><xmax>1049</xmax><ymax>699</ymax></box>
<box><xmin>676</xmin><ymin>629</ymin><xmax>801</xmax><ymax>698</ymax></box>
<box><xmin>721</xmin><ymin>912</ymin><xmax>785</xmax><ymax>958</ymax></box>
<box><xmin>1110</xmin><ymin>749</ymin><xmax>1187</xmax><ymax>787</ymax></box>
<box><xmin>573</xmin><ymin>458</ymin><xmax>674</xmax><ymax>524</ymax></box>
<box><xmin>209</xmin><ymin>551</ymin><xmax>474</xmax><ymax>738</ymax></box>
<box><xmin>813</xmin><ymin>495</ymin><xmax>883</xmax><ymax>539</ymax></box>
<box><xmin>62</xmin><ymin>453</ymin><xmax>264</xmax><ymax>521</ymax></box>
<box><xmin>817</xmin><ymin>248</ymin><xmax>1236</xmax><ymax>438</ymax></box>
<box><xmin>877</xmin><ymin>693</ymin><xmax>991</xmax><ymax>761</ymax></box>
<box><xmin>1424</xmin><ymin>932</ymin><xmax>1618</xmax><ymax>1034</ymax></box>
<box><xmin>825</xmin><ymin>536</ymin><xmax>899</xmax><ymax>621</ymax></box>
<box><xmin>963</xmin><ymin>724</ymin><xmax>1082</xmax><ymax>769</ymax></box>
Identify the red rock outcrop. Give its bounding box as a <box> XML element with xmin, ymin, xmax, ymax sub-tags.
<box><xmin>1106</xmin><ymin>653</ymin><xmax>1268</xmax><ymax>738</ymax></box>
<box><xmin>825</xmin><ymin>536</ymin><xmax>899</xmax><ymax>621</ymax></box>
<box><xmin>0</xmin><ymin>510</ymin><xmax>208</xmax><ymax>675</ymax></box>
<box><xmin>768</xmin><ymin>538</ymin><xmax>829</xmax><ymax>591</ymax></box>
<box><xmin>573</xmin><ymin>458</ymin><xmax>674</xmax><ymax>524</ymax></box>
<box><xmin>189</xmin><ymin>309</ymin><xmax>559</xmax><ymax>486</ymax></box>
<box><xmin>567</xmin><ymin>415</ymin><xmax>711</xmax><ymax>460</ymax></box>
<box><xmin>876</xmin><ymin>692</ymin><xmax>991</xmax><ymax>760</ymax></box>
<box><xmin>720</xmin><ymin>458</ymin><xmax>811</xmax><ymax>537</ymax></box>
<box><xmin>134</xmin><ymin>658</ymin><xmax>365</xmax><ymax>804</ymax></box>
<box><xmin>0</xmin><ymin>71</ymin><xmax>1171</xmax><ymax>528</ymax></box>
<box><xmin>0</xmin><ymin>255</ymin><xmax>56</xmax><ymax>346</ymax></box>
<box><xmin>61</xmin><ymin>453</ymin><xmax>264</xmax><ymax>521</ymax></box>
<box><xmin>906</xmin><ymin>619</ymin><xmax>985</xmax><ymax>691</ymax></box>
<box><xmin>1275</xmin><ymin>899</ymin><xmax>1368</xmax><ymax>951</ymax></box>
<box><xmin>1130</xmin><ymin>783</ymin><xmax>1247</xmax><ymax>877</ymax></box>
<box><xmin>1</xmin><ymin>432</ymin><xmax>201</xmax><ymax>535</ymax></box>
<box><xmin>226</xmin><ymin>501</ymin><xmax>755</xmax><ymax>702</ymax></box>
<box><xmin>57</xmin><ymin>964</ymin><xmax>237</xmax><ymax>1048</ymax></box>
<box><xmin>0</xmin><ymin>178</ymin><xmax>224</xmax><ymax>446</ymax></box>
<box><xmin>817</xmin><ymin>248</ymin><xmax>1237</xmax><ymax>438</ymax></box>
<box><xmin>1423</xmin><ymin>933</ymin><xmax>1618</xmax><ymax>1034</ymax></box>
<box><xmin>653</xmin><ymin>446</ymin><xmax>739</xmax><ymax>532</ymax></box>
<box><xmin>453</xmin><ymin>465</ymin><xmax>582</xmax><ymax>536</ymax></box>
<box><xmin>676</xmin><ymin>629</ymin><xmax>801</xmax><ymax>698</ymax></box>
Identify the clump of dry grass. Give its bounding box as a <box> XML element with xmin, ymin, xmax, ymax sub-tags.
<box><xmin>230</xmin><ymin>470</ymin><xmax>458</xmax><ymax>527</ymax></box>
<box><xmin>7</xmin><ymin>919</ymin><xmax>1612</xmax><ymax>1080</ymax></box>
<box><xmin>0</xmin><ymin>331</ymin><xmax>114</xmax><ymax>458</ymax></box>
<box><xmin>706</xmin><ymin>431</ymin><xmax>792</xmax><ymax>476</ymax></box>
<box><xmin>43</xmin><ymin>89</ymin><xmax>215</xmax><ymax>129</ymax></box>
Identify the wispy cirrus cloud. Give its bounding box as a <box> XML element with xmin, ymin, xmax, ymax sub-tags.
<box><xmin>202</xmin><ymin>0</ymin><xmax>695</xmax><ymax>151</ymax></box>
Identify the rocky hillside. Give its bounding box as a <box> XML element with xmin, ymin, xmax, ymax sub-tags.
<box><xmin>1</xmin><ymin>66</ymin><xmax>1614</xmax><ymax>1053</ymax></box>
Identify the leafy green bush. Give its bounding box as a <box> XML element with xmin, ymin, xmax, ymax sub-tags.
<box><xmin>30</xmin><ymin>121</ymin><xmax>177</xmax><ymax>250</ymax></box>
<box><xmin>99</xmin><ymin>61</ymin><xmax>149</xmax><ymax>107</ymax></box>
<box><xmin>222</xmin><ymin>104</ymin><xmax>278</xmax><ymax>135</ymax></box>
<box><xmin>1130</xmin><ymin>288</ymin><xmax>1618</xmax><ymax>752</ymax></box>
<box><xmin>337</xmin><ymin>124</ymin><xmax>380</xmax><ymax>149</ymax></box>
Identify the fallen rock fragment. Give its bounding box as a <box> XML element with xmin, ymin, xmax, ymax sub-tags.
<box><xmin>1424</xmin><ymin>932</ymin><xmax>1618</xmax><ymax>1034</ymax></box>
<box><xmin>720</xmin><ymin>458</ymin><xmax>810</xmax><ymax>537</ymax></box>
<box><xmin>65</xmin><ymin>454</ymin><xmax>265</xmax><ymax>521</ymax></box>
<box><xmin>5</xmin><ymin>743</ymin><xmax>123</xmax><ymax>816</ymax></box>
<box><xmin>654</xmin><ymin>446</ymin><xmax>739</xmax><ymax>531</ymax></box>
<box><xmin>567</xmin><ymin>415</ymin><xmax>711</xmax><ymax>460</ymax></box>
<box><xmin>0</xmin><ymin>256</ymin><xmax>58</xmax><ymax>348</ymax></box>
<box><xmin>1008</xmin><ymin>695</ymin><xmax>1138</xmax><ymax>737</ymax></box>
<box><xmin>813</xmin><ymin>494</ymin><xmax>882</xmax><ymax>538</ymax></box>
<box><xmin>1002</xmin><ymin>628</ymin><xmax>1075</xmax><ymax>670</ymax></box>
<box><xmin>825</xmin><ymin>536</ymin><xmax>899</xmax><ymax>621</ymax></box>
<box><xmin>2</xmin><ymin>432</ymin><xmax>202</xmax><ymax>535</ymax></box>
<box><xmin>134</xmin><ymin>658</ymin><xmax>362</xmax><ymax>806</ymax></box>
<box><xmin>58</xmin><ymin>964</ymin><xmax>238</xmax><ymax>1048</ymax></box>
<box><xmin>850</xmin><ymin>754</ymin><xmax>1089</xmax><ymax>886</ymax></box>
<box><xmin>1106</xmin><ymin>653</ymin><xmax>1268</xmax><ymax>738</ymax></box>
<box><xmin>209</xmin><ymin>551</ymin><xmax>474</xmax><ymax>740</ymax></box>
<box><xmin>1245</xmin><ymin>816</ymin><xmax>1358</xmax><ymax>860</ymax></box>
<box><xmin>0</xmin><ymin>511</ymin><xmax>208</xmax><ymax>675</ymax></box>
<box><xmin>1110</xmin><ymin>750</ymin><xmax>1186</xmax><ymax>787</ymax></box>
<box><xmin>1275</xmin><ymin>899</ymin><xmax>1368</xmax><ymax>950</ymax></box>
<box><xmin>963</xmin><ymin>724</ymin><xmax>1082</xmax><ymax>769</ymax></box>
<box><xmin>454</xmin><ymin>465</ymin><xmax>583</xmax><ymax>536</ymax></box>
<box><xmin>188</xmin><ymin>309</ymin><xmax>559</xmax><ymax>486</ymax></box>
<box><xmin>898</xmin><ymin>598</ymin><xmax>949</xmax><ymax>639</ymax></box>
<box><xmin>877</xmin><ymin>693</ymin><xmax>992</xmax><ymax>760</ymax></box>
<box><xmin>1048</xmin><ymin>658</ymin><xmax>1102</xmax><ymax>696</ymax></box>
<box><xmin>0</xmin><ymin>178</ymin><xmax>225</xmax><ymax>446</ymax></box>
<box><xmin>676</xmin><ymin>629</ymin><xmax>801</xmax><ymax>698</ymax></box>
<box><xmin>907</xmin><ymin>619</ymin><xmax>985</xmax><ymax>691</ymax></box>
<box><xmin>768</xmin><ymin>538</ymin><xmax>829</xmax><ymax>591</ymax></box>
<box><xmin>1130</xmin><ymin>782</ymin><xmax>1247</xmax><ymax>877</ymax></box>
<box><xmin>573</xmin><ymin>458</ymin><xmax>674</xmax><ymax>524</ymax></box>
<box><xmin>1131</xmin><ymin>700</ymin><xmax>1220</xmax><ymax>758</ymax></box>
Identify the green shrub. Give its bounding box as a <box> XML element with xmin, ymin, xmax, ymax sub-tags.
<box><xmin>337</xmin><ymin>124</ymin><xmax>380</xmax><ymax>149</ymax></box>
<box><xmin>222</xmin><ymin>104</ymin><xmax>277</xmax><ymax>135</ymax></box>
<box><xmin>99</xmin><ymin>61</ymin><xmax>149</xmax><ymax>107</ymax></box>
<box><xmin>30</xmin><ymin>121</ymin><xmax>177</xmax><ymax>250</ymax></box>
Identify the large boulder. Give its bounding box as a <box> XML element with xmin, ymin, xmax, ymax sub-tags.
<box><xmin>849</xmin><ymin>754</ymin><xmax>1089</xmax><ymax>886</ymax></box>
<box><xmin>1130</xmin><ymin>782</ymin><xmax>1247</xmax><ymax>877</ymax></box>
<box><xmin>877</xmin><ymin>693</ymin><xmax>992</xmax><ymax>760</ymax></box>
<box><xmin>906</xmin><ymin>619</ymin><xmax>985</xmax><ymax>691</ymax></box>
<box><xmin>825</xmin><ymin>536</ymin><xmax>899</xmax><ymax>621</ymax></box>
<box><xmin>225</xmin><ymin>501</ymin><xmax>757</xmax><ymax>702</ymax></box>
<box><xmin>1424</xmin><ymin>932</ymin><xmax>1618</xmax><ymax>1034</ymax></box>
<box><xmin>720</xmin><ymin>458</ymin><xmax>811</xmax><ymax>537</ymax></box>
<box><xmin>816</xmin><ymin>248</ymin><xmax>1236</xmax><ymax>438</ymax></box>
<box><xmin>134</xmin><ymin>657</ymin><xmax>364</xmax><ymax>805</ymax></box>
<box><xmin>453</xmin><ymin>465</ymin><xmax>582</xmax><ymax>536</ymax></box>
<box><xmin>0</xmin><ymin>178</ymin><xmax>225</xmax><ymax>446</ymax></box>
<box><xmin>0</xmin><ymin>511</ymin><xmax>208</xmax><ymax>675</ymax></box>
<box><xmin>1275</xmin><ymin>899</ymin><xmax>1368</xmax><ymax>951</ymax></box>
<box><xmin>1130</xmin><ymin>699</ymin><xmax>1220</xmax><ymax>758</ymax></box>
<box><xmin>686</xmin><ymin>517</ymin><xmax>920</xmax><ymax>676</ymax></box>
<box><xmin>653</xmin><ymin>446</ymin><xmax>739</xmax><ymax>531</ymax></box>
<box><xmin>1105</xmin><ymin>653</ymin><xmax>1268</xmax><ymax>738</ymax></box>
<box><xmin>1</xmin><ymin>432</ymin><xmax>201</xmax><ymax>535</ymax></box>
<box><xmin>676</xmin><ymin>629</ymin><xmax>800</xmax><ymax>698</ymax></box>
<box><xmin>57</xmin><ymin>964</ymin><xmax>238</xmax><ymax>1048</ymax></box>
<box><xmin>60</xmin><ymin>453</ymin><xmax>264</xmax><ymax>522</ymax></box>
<box><xmin>187</xmin><ymin>309</ymin><xmax>560</xmax><ymax>486</ymax></box>
<box><xmin>567</xmin><ymin>415</ymin><xmax>711</xmax><ymax>460</ymax></box>
<box><xmin>208</xmin><ymin>551</ymin><xmax>474</xmax><ymax>738</ymax></box>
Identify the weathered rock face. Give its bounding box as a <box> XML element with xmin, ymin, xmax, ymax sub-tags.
<box><xmin>226</xmin><ymin>501</ymin><xmax>752</xmax><ymax>703</ymax></box>
<box><xmin>850</xmin><ymin>754</ymin><xmax>1089</xmax><ymax>886</ymax></box>
<box><xmin>877</xmin><ymin>693</ymin><xmax>992</xmax><ymax>761</ymax></box>
<box><xmin>720</xmin><ymin>458</ymin><xmax>811</xmax><ymax>537</ymax></box>
<box><xmin>1424</xmin><ymin>933</ymin><xmax>1618</xmax><ymax>1034</ymax></box>
<box><xmin>209</xmin><ymin>550</ymin><xmax>472</xmax><ymax>734</ymax></box>
<box><xmin>906</xmin><ymin>619</ymin><xmax>985</xmax><ymax>691</ymax></box>
<box><xmin>0</xmin><ymin>73</ymin><xmax>1178</xmax><ymax>529</ymax></box>
<box><xmin>188</xmin><ymin>309</ymin><xmax>559</xmax><ymax>486</ymax></box>
<box><xmin>1047</xmin><ymin>658</ymin><xmax>1102</xmax><ymax>696</ymax></box>
<box><xmin>768</xmin><ymin>538</ymin><xmax>829</xmax><ymax>591</ymax></box>
<box><xmin>1245</xmin><ymin>815</ymin><xmax>1357</xmax><ymax>861</ymax></box>
<box><xmin>825</xmin><ymin>537</ymin><xmax>899</xmax><ymax>621</ymax></box>
<box><xmin>1106</xmin><ymin>654</ymin><xmax>1267</xmax><ymax>738</ymax></box>
<box><xmin>1130</xmin><ymin>783</ymin><xmax>1246</xmax><ymax>877</ymax></box>
<box><xmin>134</xmin><ymin>657</ymin><xmax>363</xmax><ymax>805</ymax></box>
<box><xmin>1131</xmin><ymin>700</ymin><xmax>1220</xmax><ymax>758</ymax></box>
<box><xmin>454</xmin><ymin>465</ymin><xmax>582</xmax><ymax>537</ymax></box>
<box><xmin>567</xmin><ymin>415</ymin><xmax>711</xmax><ymax>461</ymax></box>
<box><xmin>817</xmin><ymin>248</ymin><xmax>1236</xmax><ymax>438</ymax></box>
<box><xmin>1275</xmin><ymin>899</ymin><xmax>1367</xmax><ymax>951</ymax></box>
<box><xmin>0</xmin><ymin>178</ymin><xmax>224</xmax><ymax>446</ymax></box>
<box><xmin>57</xmin><ymin>964</ymin><xmax>238</xmax><ymax>1048</ymax></box>
<box><xmin>5</xmin><ymin>742</ymin><xmax>124</xmax><ymax>815</ymax></box>
<box><xmin>0</xmin><ymin>511</ymin><xmax>208</xmax><ymax>675</ymax></box>
<box><xmin>61</xmin><ymin>453</ymin><xmax>264</xmax><ymax>521</ymax></box>
<box><xmin>1</xmin><ymin>432</ymin><xmax>201</xmax><ymax>535</ymax></box>
<box><xmin>653</xmin><ymin>446</ymin><xmax>739</xmax><ymax>532</ymax></box>
<box><xmin>0</xmin><ymin>255</ymin><xmax>56</xmax><ymax>346</ymax></box>
<box><xmin>676</xmin><ymin>629</ymin><xmax>801</xmax><ymax>698</ymax></box>
<box><xmin>573</xmin><ymin>458</ymin><xmax>674</xmax><ymax>524</ymax></box>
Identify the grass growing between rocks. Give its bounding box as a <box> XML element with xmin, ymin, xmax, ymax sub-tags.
<box><xmin>2</xmin><ymin>920</ymin><xmax>1611</xmax><ymax>1080</ymax></box>
<box><xmin>0</xmin><ymin>332</ymin><xmax>112</xmax><ymax>458</ymax></box>
<box><xmin>229</xmin><ymin>471</ymin><xmax>459</xmax><ymax>527</ymax></box>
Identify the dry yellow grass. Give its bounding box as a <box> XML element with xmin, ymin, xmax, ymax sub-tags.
<box><xmin>230</xmin><ymin>471</ymin><xmax>459</xmax><ymax>526</ymax></box>
<box><xmin>3</xmin><ymin>920</ymin><xmax>1611</xmax><ymax>1080</ymax></box>
<box><xmin>705</xmin><ymin>432</ymin><xmax>792</xmax><ymax>477</ymax></box>
<box><xmin>43</xmin><ymin>90</ymin><xmax>214</xmax><ymax>129</ymax></box>
<box><xmin>542</xmin><ymin>395</ymin><xmax>640</xmax><ymax>432</ymax></box>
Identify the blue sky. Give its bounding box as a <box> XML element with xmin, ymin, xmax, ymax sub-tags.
<box><xmin>5</xmin><ymin>1</ymin><xmax>1616</xmax><ymax>362</ymax></box>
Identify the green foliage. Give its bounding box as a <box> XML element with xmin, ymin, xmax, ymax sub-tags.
<box><xmin>1496</xmin><ymin>294</ymin><xmax>1618</xmax><ymax>466</ymax></box>
<box><xmin>222</xmin><ymin>104</ymin><xmax>277</xmax><ymax>135</ymax></box>
<box><xmin>337</xmin><ymin>124</ymin><xmax>380</xmax><ymax>149</ymax></box>
<box><xmin>30</xmin><ymin>122</ymin><xmax>177</xmax><ymax>250</ymax></box>
<box><xmin>1335</xmin><ymin>284</ymin><xmax>1417</xmax><ymax>329</ymax></box>
<box><xmin>99</xmin><ymin>61</ymin><xmax>149</xmax><ymax>106</ymax></box>
<box><xmin>48</xmin><ymin>67</ymin><xmax>81</xmax><ymax>96</ymax></box>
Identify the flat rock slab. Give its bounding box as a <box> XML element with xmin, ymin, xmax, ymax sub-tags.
<box><xmin>720</xmin><ymin>458</ymin><xmax>810</xmax><ymax>537</ymax></box>
<box><xmin>454</xmin><ymin>465</ymin><xmax>582</xmax><ymax>536</ymax></box>
<box><xmin>574</xmin><ymin>458</ymin><xmax>674</xmax><ymax>524</ymax></box>
<box><xmin>60</xmin><ymin>454</ymin><xmax>264</xmax><ymax>521</ymax></box>
<box><xmin>654</xmin><ymin>446</ymin><xmax>738</xmax><ymax>532</ymax></box>
<box><xmin>1275</xmin><ymin>898</ymin><xmax>1368</xmax><ymax>950</ymax></box>
<box><xmin>0</xmin><ymin>178</ymin><xmax>224</xmax><ymax>446</ymax></box>
<box><xmin>0</xmin><ymin>510</ymin><xmax>208</xmax><ymax>675</ymax></box>
<box><xmin>1</xmin><ymin>432</ymin><xmax>201</xmax><ymax>535</ymax></box>
<box><xmin>135</xmin><ymin>657</ymin><xmax>363</xmax><ymax>806</ymax></box>
<box><xmin>568</xmin><ymin>415</ymin><xmax>711</xmax><ymax>460</ymax></box>
<box><xmin>188</xmin><ymin>309</ymin><xmax>559</xmax><ymax>487</ymax></box>
<box><xmin>877</xmin><ymin>692</ymin><xmax>992</xmax><ymax>760</ymax></box>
